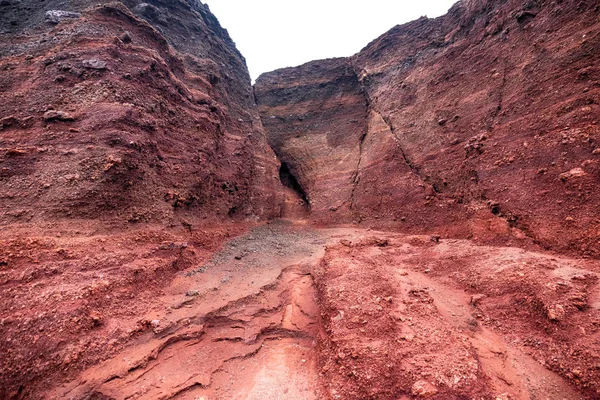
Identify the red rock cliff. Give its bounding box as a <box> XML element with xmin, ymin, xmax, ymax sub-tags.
<box><xmin>0</xmin><ymin>0</ymin><xmax>283</xmax><ymax>228</ymax></box>
<box><xmin>255</xmin><ymin>0</ymin><xmax>600</xmax><ymax>256</ymax></box>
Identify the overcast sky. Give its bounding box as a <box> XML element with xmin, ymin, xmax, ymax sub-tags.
<box><xmin>204</xmin><ymin>0</ymin><xmax>458</xmax><ymax>81</ymax></box>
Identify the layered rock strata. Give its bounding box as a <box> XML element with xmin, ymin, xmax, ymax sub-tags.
<box><xmin>0</xmin><ymin>0</ymin><xmax>283</xmax><ymax>227</ymax></box>
<box><xmin>255</xmin><ymin>0</ymin><xmax>600</xmax><ymax>256</ymax></box>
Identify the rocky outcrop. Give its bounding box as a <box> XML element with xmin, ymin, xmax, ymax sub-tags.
<box><xmin>255</xmin><ymin>59</ymin><xmax>369</xmax><ymax>220</ymax></box>
<box><xmin>0</xmin><ymin>0</ymin><xmax>282</xmax><ymax>227</ymax></box>
<box><xmin>255</xmin><ymin>58</ymin><xmax>467</xmax><ymax>231</ymax></box>
<box><xmin>255</xmin><ymin>0</ymin><xmax>600</xmax><ymax>256</ymax></box>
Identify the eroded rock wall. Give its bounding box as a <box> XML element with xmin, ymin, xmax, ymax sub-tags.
<box><xmin>255</xmin><ymin>0</ymin><xmax>600</xmax><ymax>255</ymax></box>
<box><xmin>255</xmin><ymin>58</ymin><xmax>368</xmax><ymax>221</ymax></box>
<box><xmin>0</xmin><ymin>0</ymin><xmax>282</xmax><ymax>227</ymax></box>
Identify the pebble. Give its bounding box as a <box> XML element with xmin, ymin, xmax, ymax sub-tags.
<box><xmin>547</xmin><ymin>304</ymin><xmax>565</xmax><ymax>321</ymax></box>
<box><xmin>411</xmin><ymin>380</ymin><xmax>438</xmax><ymax>397</ymax></box>
<box><xmin>43</xmin><ymin>110</ymin><xmax>75</xmax><ymax>122</ymax></box>
<box><xmin>45</xmin><ymin>10</ymin><xmax>81</xmax><ymax>24</ymax></box>
<box><xmin>399</xmin><ymin>334</ymin><xmax>415</xmax><ymax>342</ymax></box>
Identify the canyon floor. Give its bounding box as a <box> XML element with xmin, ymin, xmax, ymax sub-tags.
<box><xmin>2</xmin><ymin>220</ymin><xmax>599</xmax><ymax>399</ymax></box>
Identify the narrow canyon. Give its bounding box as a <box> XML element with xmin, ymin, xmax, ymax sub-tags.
<box><xmin>1</xmin><ymin>0</ymin><xmax>600</xmax><ymax>399</ymax></box>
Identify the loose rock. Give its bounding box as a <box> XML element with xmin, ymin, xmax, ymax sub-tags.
<box><xmin>559</xmin><ymin>168</ymin><xmax>585</xmax><ymax>181</ymax></box>
<box><xmin>411</xmin><ymin>380</ymin><xmax>438</xmax><ymax>397</ymax></box>
<box><xmin>45</xmin><ymin>10</ymin><xmax>81</xmax><ymax>24</ymax></box>
<box><xmin>470</xmin><ymin>294</ymin><xmax>486</xmax><ymax>306</ymax></box>
<box><xmin>82</xmin><ymin>59</ymin><xmax>107</xmax><ymax>70</ymax></box>
<box><xmin>43</xmin><ymin>110</ymin><xmax>75</xmax><ymax>122</ymax></box>
<box><xmin>547</xmin><ymin>304</ymin><xmax>565</xmax><ymax>321</ymax></box>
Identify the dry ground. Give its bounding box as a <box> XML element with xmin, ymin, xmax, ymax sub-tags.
<box><xmin>2</xmin><ymin>220</ymin><xmax>599</xmax><ymax>399</ymax></box>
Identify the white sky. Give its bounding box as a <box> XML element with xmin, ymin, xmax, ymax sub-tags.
<box><xmin>204</xmin><ymin>0</ymin><xmax>458</xmax><ymax>81</ymax></box>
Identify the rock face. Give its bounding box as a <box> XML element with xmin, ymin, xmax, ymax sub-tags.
<box><xmin>255</xmin><ymin>58</ymin><xmax>370</xmax><ymax>220</ymax></box>
<box><xmin>255</xmin><ymin>58</ymin><xmax>468</xmax><ymax>232</ymax></box>
<box><xmin>0</xmin><ymin>0</ymin><xmax>282</xmax><ymax>227</ymax></box>
<box><xmin>255</xmin><ymin>0</ymin><xmax>600</xmax><ymax>256</ymax></box>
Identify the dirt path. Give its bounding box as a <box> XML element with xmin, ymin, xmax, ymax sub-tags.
<box><xmin>48</xmin><ymin>222</ymin><xmax>359</xmax><ymax>399</ymax></box>
<box><xmin>44</xmin><ymin>224</ymin><xmax>600</xmax><ymax>399</ymax></box>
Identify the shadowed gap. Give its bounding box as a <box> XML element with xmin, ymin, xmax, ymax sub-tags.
<box><xmin>279</xmin><ymin>162</ymin><xmax>309</xmax><ymax>214</ymax></box>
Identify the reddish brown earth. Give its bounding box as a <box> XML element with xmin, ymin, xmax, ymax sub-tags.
<box><xmin>255</xmin><ymin>0</ymin><xmax>600</xmax><ymax>257</ymax></box>
<box><xmin>4</xmin><ymin>223</ymin><xmax>599</xmax><ymax>399</ymax></box>
<box><xmin>0</xmin><ymin>1</ymin><xmax>282</xmax><ymax>226</ymax></box>
<box><xmin>2</xmin><ymin>0</ymin><xmax>600</xmax><ymax>399</ymax></box>
<box><xmin>315</xmin><ymin>231</ymin><xmax>600</xmax><ymax>399</ymax></box>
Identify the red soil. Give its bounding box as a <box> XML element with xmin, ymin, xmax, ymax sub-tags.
<box><xmin>3</xmin><ymin>222</ymin><xmax>599</xmax><ymax>399</ymax></box>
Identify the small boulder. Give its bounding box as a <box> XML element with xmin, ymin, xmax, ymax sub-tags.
<box><xmin>43</xmin><ymin>110</ymin><xmax>75</xmax><ymax>122</ymax></box>
<box><xmin>547</xmin><ymin>304</ymin><xmax>565</xmax><ymax>321</ymax></box>
<box><xmin>372</xmin><ymin>237</ymin><xmax>389</xmax><ymax>247</ymax></box>
<box><xmin>411</xmin><ymin>380</ymin><xmax>438</xmax><ymax>397</ymax></box>
<box><xmin>134</xmin><ymin>3</ymin><xmax>168</xmax><ymax>24</ymax></box>
<box><xmin>516</xmin><ymin>10</ymin><xmax>536</xmax><ymax>24</ymax></box>
<box><xmin>82</xmin><ymin>59</ymin><xmax>107</xmax><ymax>70</ymax></box>
<box><xmin>89</xmin><ymin>311</ymin><xmax>103</xmax><ymax>327</ymax></box>
<box><xmin>559</xmin><ymin>168</ymin><xmax>585</xmax><ymax>181</ymax></box>
<box><xmin>0</xmin><ymin>115</ymin><xmax>18</xmax><ymax>129</ymax></box>
<box><xmin>120</xmin><ymin>31</ymin><xmax>133</xmax><ymax>43</ymax></box>
<box><xmin>45</xmin><ymin>10</ymin><xmax>81</xmax><ymax>24</ymax></box>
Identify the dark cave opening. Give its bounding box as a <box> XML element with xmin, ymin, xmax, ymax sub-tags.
<box><xmin>279</xmin><ymin>162</ymin><xmax>309</xmax><ymax>210</ymax></box>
